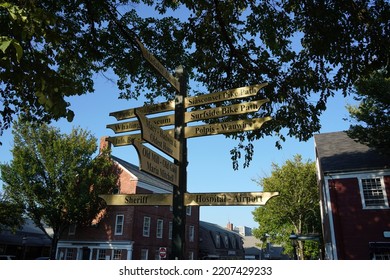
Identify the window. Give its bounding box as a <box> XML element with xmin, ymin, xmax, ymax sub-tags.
<box><xmin>98</xmin><ymin>249</ymin><xmax>106</xmax><ymax>260</ymax></box>
<box><xmin>141</xmin><ymin>249</ymin><xmax>148</xmax><ymax>260</ymax></box>
<box><xmin>230</xmin><ymin>236</ymin><xmax>237</xmax><ymax>249</ymax></box>
<box><xmin>215</xmin><ymin>232</ymin><xmax>221</xmax><ymax>248</ymax></box>
<box><xmin>188</xmin><ymin>251</ymin><xmax>194</xmax><ymax>260</ymax></box>
<box><xmin>113</xmin><ymin>250</ymin><xmax>122</xmax><ymax>260</ymax></box>
<box><xmin>186</xmin><ymin>206</ymin><xmax>192</xmax><ymax>216</ymax></box>
<box><xmin>156</xmin><ymin>219</ymin><xmax>163</xmax><ymax>238</ymax></box>
<box><xmin>188</xmin><ymin>225</ymin><xmax>195</xmax><ymax>242</ymax></box>
<box><xmin>143</xmin><ymin>216</ymin><xmax>151</xmax><ymax>237</ymax></box>
<box><xmin>68</xmin><ymin>224</ymin><xmax>76</xmax><ymax>235</ymax></box>
<box><xmin>223</xmin><ymin>235</ymin><xmax>229</xmax><ymax>248</ymax></box>
<box><xmin>65</xmin><ymin>248</ymin><xmax>74</xmax><ymax>260</ymax></box>
<box><xmin>155</xmin><ymin>249</ymin><xmax>160</xmax><ymax>260</ymax></box>
<box><xmin>115</xmin><ymin>215</ymin><xmax>124</xmax><ymax>235</ymax></box>
<box><xmin>169</xmin><ymin>222</ymin><xmax>173</xmax><ymax>240</ymax></box>
<box><xmin>370</xmin><ymin>242</ymin><xmax>390</xmax><ymax>260</ymax></box>
<box><xmin>360</xmin><ymin>177</ymin><xmax>389</xmax><ymax>208</ymax></box>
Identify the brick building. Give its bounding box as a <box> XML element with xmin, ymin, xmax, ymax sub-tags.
<box><xmin>315</xmin><ymin>131</ymin><xmax>390</xmax><ymax>259</ymax></box>
<box><xmin>57</xmin><ymin>138</ymin><xmax>199</xmax><ymax>260</ymax></box>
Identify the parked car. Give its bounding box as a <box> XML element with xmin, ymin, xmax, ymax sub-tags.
<box><xmin>35</xmin><ymin>257</ymin><xmax>50</xmax><ymax>260</ymax></box>
<box><xmin>0</xmin><ymin>255</ymin><xmax>16</xmax><ymax>260</ymax></box>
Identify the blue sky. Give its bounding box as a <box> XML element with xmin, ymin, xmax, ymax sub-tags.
<box><xmin>0</xmin><ymin>68</ymin><xmax>356</xmax><ymax>229</ymax></box>
<box><xmin>0</xmin><ymin>3</ymin><xmax>358</xmax><ymax>230</ymax></box>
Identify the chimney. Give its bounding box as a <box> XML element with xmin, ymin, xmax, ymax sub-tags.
<box><xmin>99</xmin><ymin>136</ymin><xmax>112</xmax><ymax>154</ymax></box>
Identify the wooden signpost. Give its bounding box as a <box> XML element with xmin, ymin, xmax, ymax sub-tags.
<box><xmin>101</xmin><ymin>35</ymin><xmax>276</xmax><ymax>260</ymax></box>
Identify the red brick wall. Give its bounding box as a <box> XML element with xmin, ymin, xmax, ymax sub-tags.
<box><xmin>329</xmin><ymin>175</ymin><xmax>390</xmax><ymax>259</ymax></box>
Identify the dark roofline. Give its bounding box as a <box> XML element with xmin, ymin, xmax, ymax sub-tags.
<box><xmin>314</xmin><ymin>131</ymin><xmax>390</xmax><ymax>173</ymax></box>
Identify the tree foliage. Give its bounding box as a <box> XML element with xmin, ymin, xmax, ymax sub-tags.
<box><xmin>1</xmin><ymin>1</ymin><xmax>389</xmax><ymax>168</ymax></box>
<box><xmin>346</xmin><ymin>71</ymin><xmax>390</xmax><ymax>155</ymax></box>
<box><xmin>252</xmin><ymin>155</ymin><xmax>321</xmax><ymax>260</ymax></box>
<box><xmin>0</xmin><ymin>120</ymin><xmax>121</xmax><ymax>259</ymax></box>
<box><xmin>0</xmin><ymin>191</ymin><xmax>24</xmax><ymax>232</ymax></box>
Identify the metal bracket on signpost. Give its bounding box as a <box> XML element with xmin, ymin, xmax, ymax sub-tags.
<box><xmin>171</xmin><ymin>65</ymin><xmax>188</xmax><ymax>260</ymax></box>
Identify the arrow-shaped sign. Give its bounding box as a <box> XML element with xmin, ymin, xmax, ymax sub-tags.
<box><xmin>134</xmin><ymin>37</ymin><xmax>180</xmax><ymax>92</ymax></box>
<box><xmin>136</xmin><ymin>110</ymin><xmax>180</xmax><ymax>160</ymax></box>
<box><xmin>185</xmin><ymin>99</ymin><xmax>269</xmax><ymax>123</ymax></box>
<box><xmin>185</xmin><ymin>116</ymin><xmax>272</xmax><ymax>138</ymax></box>
<box><xmin>107</xmin><ymin>114</ymin><xmax>175</xmax><ymax>134</ymax></box>
<box><xmin>99</xmin><ymin>191</ymin><xmax>279</xmax><ymax>206</ymax></box>
<box><xmin>106</xmin><ymin>129</ymin><xmax>174</xmax><ymax>147</ymax></box>
<box><xmin>184</xmin><ymin>83</ymin><xmax>267</xmax><ymax>108</ymax></box>
<box><xmin>99</xmin><ymin>193</ymin><xmax>172</xmax><ymax>206</ymax></box>
<box><xmin>109</xmin><ymin>100</ymin><xmax>175</xmax><ymax>121</ymax></box>
<box><xmin>185</xmin><ymin>191</ymin><xmax>279</xmax><ymax>206</ymax></box>
<box><xmin>133</xmin><ymin>140</ymin><xmax>179</xmax><ymax>186</ymax></box>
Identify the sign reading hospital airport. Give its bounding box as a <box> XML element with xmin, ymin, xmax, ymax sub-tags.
<box><xmin>184</xmin><ymin>192</ymin><xmax>279</xmax><ymax>206</ymax></box>
<box><xmin>99</xmin><ymin>192</ymin><xmax>279</xmax><ymax>206</ymax></box>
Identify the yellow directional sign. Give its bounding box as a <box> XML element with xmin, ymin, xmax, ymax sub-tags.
<box><xmin>136</xmin><ymin>110</ymin><xmax>180</xmax><ymax>160</ymax></box>
<box><xmin>106</xmin><ymin>129</ymin><xmax>174</xmax><ymax>147</ymax></box>
<box><xmin>109</xmin><ymin>100</ymin><xmax>175</xmax><ymax>121</ymax></box>
<box><xmin>184</xmin><ymin>83</ymin><xmax>267</xmax><ymax>108</ymax></box>
<box><xmin>185</xmin><ymin>116</ymin><xmax>272</xmax><ymax>138</ymax></box>
<box><xmin>135</xmin><ymin>38</ymin><xmax>180</xmax><ymax>92</ymax></box>
<box><xmin>185</xmin><ymin>192</ymin><xmax>279</xmax><ymax>206</ymax></box>
<box><xmin>99</xmin><ymin>191</ymin><xmax>279</xmax><ymax>206</ymax></box>
<box><xmin>99</xmin><ymin>194</ymin><xmax>172</xmax><ymax>206</ymax></box>
<box><xmin>107</xmin><ymin>133</ymin><xmax>142</xmax><ymax>147</ymax></box>
<box><xmin>185</xmin><ymin>99</ymin><xmax>269</xmax><ymax>123</ymax></box>
<box><xmin>107</xmin><ymin>114</ymin><xmax>174</xmax><ymax>134</ymax></box>
<box><xmin>133</xmin><ymin>141</ymin><xmax>179</xmax><ymax>186</ymax></box>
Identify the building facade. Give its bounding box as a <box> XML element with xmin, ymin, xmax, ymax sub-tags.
<box><xmin>198</xmin><ymin>221</ymin><xmax>244</xmax><ymax>259</ymax></box>
<box><xmin>0</xmin><ymin>219</ymin><xmax>51</xmax><ymax>259</ymax></box>
<box><xmin>57</xmin><ymin>138</ymin><xmax>199</xmax><ymax>260</ymax></box>
<box><xmin>315</xmin><ymin>131</ymin><xmax>390</xmax><ymax>260</ymax></box>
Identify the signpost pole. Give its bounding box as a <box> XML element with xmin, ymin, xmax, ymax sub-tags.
<box><xmin>171</xmin><ymin>65</ymin><xmax>187</xmax><ymax>260</ymax></box>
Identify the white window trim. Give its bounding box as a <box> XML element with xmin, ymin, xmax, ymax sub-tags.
<box><xmin>68</xmin><ymin>224</ymin><xmax>76</xmax><ymax>236</ymax></box>
<box><xmin>169</xmin><ymin>222</ymin><xmax>173</xmax><ymax>240</ymax></box>
<box><xmin>115</xmin><ymin>214</ymin><xmax>124</xmax><ymax>235</ymax></box>
<box><xmin>156</xmin><ymin>219</ymin><xmax>163</xmax><ymax>239</ymax></box>
<box><xmin>112</xmin><ymin>249</ymin><xmax>122</xmax><ymax>260</ymax></box>
<box><xmin>358</xmin><ymin>176</ymin><xmax>389</xmax><ymax>209</ymax></box>
<box><xmin>97</xmin><ymin>249</ymin><xmax>107</xmax><ymax>260</ymax></box>
<box><xmin>141</xmin><ymin>249</ymin><xmax>149</xmax><ymax>260</ymax></box>
<box><xmin>189</xmin><ymin>225</ymin><xmax>195</xmax><ymax>242</ymax></box>
<box><xmin>143</xmin><ymin>216</ymin><xmax>151</xmax><ymax>237</ymax></box>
